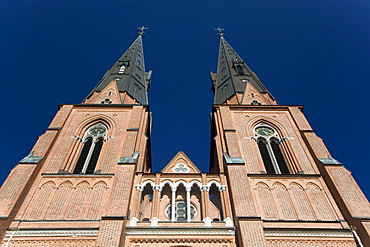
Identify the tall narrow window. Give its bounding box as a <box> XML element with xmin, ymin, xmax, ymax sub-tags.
<box><xmin>254</xmin><ymin>124</ymin><xmax>290</xmax><ymax>175</ymax></box>
<box><xmin>257</xmin><ymin>138</ymin><xmax>275</xmax><ymax>174</ymax></box>
<box><xmin>73</xmin><ymin>123</ymin><xmax>107</xmax><ymax>174</ymax></box>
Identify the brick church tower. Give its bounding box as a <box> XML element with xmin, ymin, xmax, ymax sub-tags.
<box><xmin>0</xmin><ymin>30</ymin><xmax>369</xmax><ymax>246</ymax></box>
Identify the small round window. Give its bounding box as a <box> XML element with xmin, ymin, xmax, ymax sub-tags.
<box><xmin>172</xmin><ymin>163</ymin><xmax>190</xmax><ymax>173</ymax></box>
<box><xmin>165</xmin><ymin>201</ymin><xmax>197</xmax><ymax>222</ymax></box>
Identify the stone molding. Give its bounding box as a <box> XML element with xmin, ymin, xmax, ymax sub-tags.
<box><xmin>319</xmin><ymin>156</ymin><xmax>342</xmax><ymax>165</ymax></box>
<box><xmin>223</xmin><ymin>153</ymin><xmax>245</xmax><ymax>164</ymax></box>
<box><xmin>136</xmin><ymin>180</ymin><xmax>226</xmax><ymax>192</ymax></box>
<box><xmin>5</xmin><ymin>229</ymin><xmax>99</xmax><ymax>237</ymax></box>
<box><xmin>75</xmin><ymin>109</ymin><xmax>129</xmax><ymax>112</ymax></box>
<box><xmin>19</xmin><ymin>152</ymin><xmax>44</xmax><ymax>164</ymax></box>
<box><xmin>126</xmin><ymin>226</ymin><xmax>235</xmax><ymax>235</ymax></box>
<box><xmin>264</xmin><ymin>229</ymin><xmax>353</xmax><ymax>238</ymax></box>
<box><xmin>118</xmin><ymin>151</ymin><xmax>140</xmax><ymax>164</ymax></box>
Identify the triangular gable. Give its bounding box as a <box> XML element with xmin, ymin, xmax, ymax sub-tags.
<box><xmin>241</xmin><ymin>82</ymin><xmax>276</xmax><ymax>105</ymax></box>
<box><xmin>161</xmin><ymin>151</ymin><xmax>201</xmax><ymax>173</ymax></box>
<box><xmin>85</xmin><ymin>80</ymin><xmax>122</xmax><ymax>104</ymax></box>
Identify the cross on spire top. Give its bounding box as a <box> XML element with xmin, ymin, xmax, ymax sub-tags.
<box><xmin>137</xmin><ymin>26</ymin><xmax>149</xmax><ymax>36</ymax></box>
<box><xmin>214</xmin><ymin>27</ymin><xmax>225</xmax><ymax>37</ymax></box>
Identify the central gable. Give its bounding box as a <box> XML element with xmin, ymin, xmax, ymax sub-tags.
<box><xmin>161</xmin><ymin>151</ymin><xmax>201</xmax><ymax>174</ymax></box>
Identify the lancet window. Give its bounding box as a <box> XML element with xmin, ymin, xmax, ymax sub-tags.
<box><xmin>73</xmin><ymin>123</ymin><xmax>107</xmax><ymax>174</ymax></box>
<box><xmin>254</xmin><ymin>124</ymin><xmax>290</xmax><ymax>175</ymax></box>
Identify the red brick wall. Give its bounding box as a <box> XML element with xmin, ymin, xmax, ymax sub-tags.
<box><xmin>239</xmin><ymin>220</ymin><xmax>267</xmax><ymax>246</ymax></box>
<box><xmin>267</xmin><ymin>239</ymin><xmax>356</xmax><ymax>247</ymax></box>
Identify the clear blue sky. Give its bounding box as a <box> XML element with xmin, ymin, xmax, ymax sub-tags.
<box><xmin>1</xmin><ymin>1</ymin><xmax>369</xmax><ymax>199</ymax></box>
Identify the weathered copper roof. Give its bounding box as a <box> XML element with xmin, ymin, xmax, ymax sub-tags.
<box><xmin>85</xmin><ymin>34</ymin><xmax>151</xmax><ymax>105</ymax></box>
<box><xmin>212</xmin><ymin>36</ymin><xmax>276</xmax><ymax>104</ymax></box>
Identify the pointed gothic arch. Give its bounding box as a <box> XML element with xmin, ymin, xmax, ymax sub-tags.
<box><xmin>254</xmin><ymin>123</ymin><xmax>290</xmax><ymax>174</ymax></box>
<box><xmin>73</xmin><ymin>123</ymin><xmax>108</xmax><ymax>174</ymax></box>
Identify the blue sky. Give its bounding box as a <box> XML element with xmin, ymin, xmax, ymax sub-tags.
<box><xmin>1</xmin><ymin>1</ymin><xmax>369</xmax><ymax>198</ymax></box>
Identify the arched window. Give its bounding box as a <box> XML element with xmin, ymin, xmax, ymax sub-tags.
<box><xmin>254</xmin><ymin>124</ymin><xmax>289</xmax><ymax>175</ymax></box>
<box><xmin>73</xmin><ymin>123</ymin><xmax>107</xmax><ymax>174</ymax></box>
<box><xmin>139</xmin><ymin>183</ymin><xmax>154</xmax><ymax>221</ymax></box>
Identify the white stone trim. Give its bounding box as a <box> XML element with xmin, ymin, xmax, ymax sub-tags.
<box><xmin>5</xmin><ymin>229</ymin><xmax>99</xmax><ymax>238</ymax></box>
<box><xmin>138</xmin><ymin>180</ymin><xmax>226</xmax><ymax>192</ymax></box>
<box><xmin>264</xmin><ymin>229</ymin><xmax>353</xmax><ymax>238</ymax></box>
<box><xmin>126</xmin><ymin>227</ymin><xmax>235</xmax><ymax>235</ymax></box>
<box><xmin>207</xmin><ymin>180</ymin><xmax>225</xmax><ymax>192</ymax></box>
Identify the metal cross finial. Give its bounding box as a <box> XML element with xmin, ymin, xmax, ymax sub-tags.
<box><xmin>214</xmin><ymin>27</ymin><xmax>225</xmax><ymax>37</ymax></box>
<box><xmin>137</xmin><ymin>26</ymin><xmax>149</xmax><ymax>36</ymax></box>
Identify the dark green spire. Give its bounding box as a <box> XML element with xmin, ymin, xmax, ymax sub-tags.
<box><xmin>211</xmin><ymin>35</ymin><xmax>276</xmax><ymax>105</ymax></box>
<box><xmin>85</xmin><ymin>31</ymin><xmax>151</xmax><ymax>105</ymax></box>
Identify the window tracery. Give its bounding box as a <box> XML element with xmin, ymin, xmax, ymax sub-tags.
<box><xmin>73</xmin><ymin>123</ymin><xmax>107</xmax><ymax>174</ymax></box>
<box><xmin>165</xmin><ymin>201</ymin><xmax>197</xmax><ymax>222</ymax></box>
<box><xmin>254</xmin><ymin>123</ymin><xmax>290</xmax><ymax>175</ymax></box>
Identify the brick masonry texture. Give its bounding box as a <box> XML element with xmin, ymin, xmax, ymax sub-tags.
<box><xmin>107</xmin><ymin>165</ymin><xmax>135</xmax><ymax>216</ymax></box>
<box><xmin>327</xmin><ymin>166</ymin><xmax>370</xmax><ymax>217</ymax></box>
<box><xmin>23</xmin><ymin>180</ymin><xmax>108</xmax><ymax>221</ymax></box>
<box><xmin>0</xmin><ymin>165</ymin><xmax>34</xmax><ymax>217</ymax></box>
<box><xmin>288</xmin><ymin>107</ymin><xmax>313</xmax><ymax>130</ymax></box>
<box><xmin>227</xmin><ymin>165</ymin><xmax>256</xmax><ymax>216</ymax></box>
<box><xmin>126</xmin><ymin>238</ymin><xmax>235</xmax><ymax>246</ymax></box>
<box><xmin>363</xmin><ymin>221</ymin><xmax>370</xmax><ymax>235</ymax></box>
<box><xmin>32</xmin><ymin>130</ymin><xmax>58</xmax><ymax>157</ymax></box>
<box><xmin>49</xmin><ymin>105</ymin><xmax>73</xmax><ymax>128</ymax></box>
<box><xmin>4</xmin><ymin>239</ymin><xmax>96</xmax><ymax>247</ymax></box>
<box><xmin>96</xmin><ymin>220</ymin><xmax>124</xmax><ymax>246</ymax></box>
<box><xmin>252</xmin><ymin>179</ymin><xmax>339</xmax><ymax>221</ymax></box>
<box><xmin>304</xmin><ymin>132</ymin><xmax>331</xmax><ymax>158</ymax></box>
<box><xmin>266</xmin><ymin>239</ymin><xmax>356</xmax><ymax>247</ymax></box>
<box><xmin>240</xmin><ymin>221</ymin><xmax>267</xmax><ymax>246</ymax></box>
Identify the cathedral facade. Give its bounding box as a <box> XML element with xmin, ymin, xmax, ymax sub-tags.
<box><xmin>0</xmin><ymin>31</ymin><xmax>369</xmax><ymax>246</ymax></box>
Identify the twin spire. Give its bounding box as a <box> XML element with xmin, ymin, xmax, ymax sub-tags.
<box><xmin>83</xmin><ymin>27</ymin><xmax>151</xmax><ymax>105</ymax></box>
<box><xmin>83</xmin><ymin>28</ymin><xmax>277</xmax><ymax>106</ymax></box>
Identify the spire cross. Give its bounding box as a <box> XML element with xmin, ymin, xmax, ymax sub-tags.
<box><xmin>137</xmin><ymin>26</ymin><xmax>149</xmax><ymax>36</ymax></box>
<box><xmin>214</xmin><ymin>27</ymin><xmax>225</xmax><ymax>37</ymax></box>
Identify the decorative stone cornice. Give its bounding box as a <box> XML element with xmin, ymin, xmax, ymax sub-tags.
<box><xmin>5</xmin><ymin>229</ymin><xmax>99</xmax><ymax>237</ymax></box>
<box><xmin>136</xmin><ymin>180</ymin><xmax>226</xmax><ymax>192</ymax></box>
<box><xmin>126</xmin><ymin>226</ymin><xmax>235</xmax><ymax>235</ymax></box>
<box><xmin>264</xmin><ymin>229</ymin><xmax>353</xmax><ymax>238</ymax></box>
<box><xmin>130</xmin><ymin>238</ymin><xmax>233</xmax><ymax>244</ymax></box>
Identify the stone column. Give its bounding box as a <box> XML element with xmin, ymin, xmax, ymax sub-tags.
<box><xmin>171</xmin><ymin>186</ymin><xmax>177</xmax><ymax>222</ymax></box>
<box><xmin>152</xmin><ymin>185</ymin><xmax>160</xmax><ymax>219</ymax></box>
<box><xmin>186</xmin><ymin>187</ymin><xmax>191</xmax><ymax>222</ymax></box>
